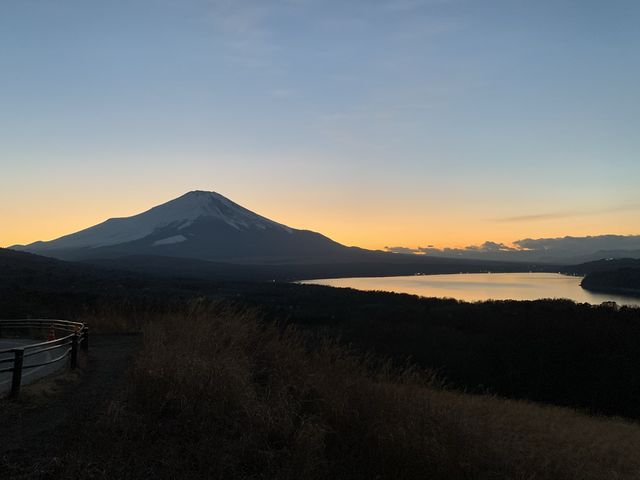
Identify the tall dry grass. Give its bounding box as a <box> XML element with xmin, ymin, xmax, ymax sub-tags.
<box><xmin>59</xmin><ymin>301</ymin><xmax>640</xmax><ymax>479</ymax></box>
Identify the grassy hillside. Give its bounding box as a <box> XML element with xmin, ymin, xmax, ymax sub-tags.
<box><xmin>16</xmin><ymin>302</ymin><xmax>640</xmax><ymax>480</ymax></box>
<box><xmin>235</xmin><ymin>284</ymin><xmax>640</xmax><ymax>419</ymax></box>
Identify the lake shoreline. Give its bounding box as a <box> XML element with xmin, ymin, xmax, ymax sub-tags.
<box><xmin>580</xmin><ymin>285</ymin><xmax>640</xmax><ymax>300</ymax></box>
<box><xmin>301</xmin><ymin>272</ymin><xmax>640</xmax><ymax>307</ymax></box>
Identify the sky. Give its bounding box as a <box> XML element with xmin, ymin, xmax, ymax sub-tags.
<box><xmin>1</xmin><ymin>0</ymin><xmax>639</xmax><ymax>250</ymax></box>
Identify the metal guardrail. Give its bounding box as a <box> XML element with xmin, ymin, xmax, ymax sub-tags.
<box><xmin>0</xmin><ymin>319</ymin><xmax>88</xmax><ymax>398</ymax></box>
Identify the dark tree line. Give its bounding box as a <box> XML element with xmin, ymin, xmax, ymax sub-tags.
<box><xmin>582</xmin><ymin>267</ymin><xmax>640</xmax><ymax>295</ymax></box>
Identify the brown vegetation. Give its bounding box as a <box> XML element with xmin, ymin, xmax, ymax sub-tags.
<box><xmin>45</xmin><ymin>301</ymin><xmax>640</xmax><ymax>479</ymax></box>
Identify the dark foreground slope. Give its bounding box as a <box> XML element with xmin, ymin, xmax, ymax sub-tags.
<box><xmin>3</xmin><ymin>303</ymin><xmax>640</xmax><ymax>480</ymax></box>
<box><xmin>256</xmin><ymin>285</ymin><xmax>640</xmax><ymax>418</ymax></box>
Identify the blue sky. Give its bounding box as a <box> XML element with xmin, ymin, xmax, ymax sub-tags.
<box><xmin>1</xmin><ymin>0</ymin><xmax>639</xmax><ymax>249</ymax></box>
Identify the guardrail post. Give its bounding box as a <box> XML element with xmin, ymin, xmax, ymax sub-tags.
<box><xmin>10</xmin><ymin>348</ymin><xmax>24</xmax><ymax>399</ymax></box>
<box><xmin>71</xmin><ymin>333</ymin><xmax>79</xmax><ymax>369</ymax></box>
<box><xmin>81</xmin><ymin>326</ymin><xmax>89</xmax><ymax>353</ymax></box>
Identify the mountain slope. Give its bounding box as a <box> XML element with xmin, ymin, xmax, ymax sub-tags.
<box><xmin>12</xmin><ymin>191</ymin><xmax>359</xmax><ymax>263</ymax></box>
<box><xmin>563</xmin><ymin>258</ymin><xmax>640</xmax><ymax>275</ymax></box>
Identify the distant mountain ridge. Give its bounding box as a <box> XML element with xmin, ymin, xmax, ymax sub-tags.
<box><xmin>563</xmin><ymin>258</ymin><xmax>640</xmax><ymax>276</ymax></box>
<box><xmin>12</xmin><ymin>191</ymin><xmax>364</xmax><ymax>263</ymax></box>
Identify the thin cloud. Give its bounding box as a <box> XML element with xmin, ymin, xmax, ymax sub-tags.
<box><xmin>490</xmin><ymin>204</ymin><xmax>640</xmax><ymax>223</ymax></box>
<box><xmin>491</xmin><ymin>212</ymin><xmax>578</xmax><ymax>223</ymax></box>
<box><xmin>385</xmin><ymin>246</ymin><xmax>423</xmax><ymax>254</ymax></box>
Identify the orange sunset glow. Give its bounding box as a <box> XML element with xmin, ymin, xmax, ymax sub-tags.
<box><xmin>3</xmin><ymin>186</ymin><xmax>639</xmax><ymax>251</ymax></box>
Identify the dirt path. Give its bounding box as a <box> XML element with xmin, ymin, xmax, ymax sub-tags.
<box><xmin>0</xmin><ymin>334</ymin><xmax>140</xmax><ymax>470</ymax></box>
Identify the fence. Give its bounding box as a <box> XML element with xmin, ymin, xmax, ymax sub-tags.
<box><xmin>0</xmin><ymin>319</ymin><xmax>88</xmax><ymax>399</ymax></box>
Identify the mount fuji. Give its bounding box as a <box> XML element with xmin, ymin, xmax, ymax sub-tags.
<box><xmin>12</xmin><ymin>191</ymin><xmax>363</xmax><ymax>263</ymax></box>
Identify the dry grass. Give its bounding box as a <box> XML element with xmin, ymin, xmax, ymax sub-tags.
<box><xmin>75</xmin><ymin>300</ymin><xmax>170</xmax><ymax>333</ymax></box>
<box><xmin>56</xmin><ymin>301</ymin><xmax>640</xmax><ymax>479</ymax></box>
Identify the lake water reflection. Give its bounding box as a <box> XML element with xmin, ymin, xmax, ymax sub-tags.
<box><xmin>302</xmin><ymin>273</ymin><xmax>640</xmax><ymax>307</ymax></box>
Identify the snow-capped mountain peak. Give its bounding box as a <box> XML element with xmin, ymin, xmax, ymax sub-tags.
<box><xmin>15</xmin><ymin>191</ymin><xmax>292</xmax><ymax>252</ymax></box>
<box><xmin>12</xmin><ymin>190</ymin><xmax>349</xmax><ymax>263</ymax></box>
<box><xmin>140</xmin><ymin>190</ymin><xmax>292</xmax><ymax>233</ymax></box>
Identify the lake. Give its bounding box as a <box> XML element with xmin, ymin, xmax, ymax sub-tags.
<box><xmin>302</xmin><ymin>272</ymin><xmax>640</xmax><ymax>307</ymax></box>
